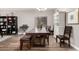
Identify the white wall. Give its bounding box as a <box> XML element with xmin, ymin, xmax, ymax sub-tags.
<box><xmin>66</xmin><ymin>8</ymin><xmax>79</xmax><ymax>50</ymax></box>
<box><xmin>66</xmin><ymin>24</ymin><xmax>79</xmax><ymax>50</ymax></box>
<box><xmin>0</xmin><ymin>9</ymin><xmax>54</xmax><ymax>31</ymax></box>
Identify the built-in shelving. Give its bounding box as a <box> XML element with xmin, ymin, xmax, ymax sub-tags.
<box><xmin>0</xmin><ymin>16</ymin><xmax>18</xmax><ymax>36</ymax></box>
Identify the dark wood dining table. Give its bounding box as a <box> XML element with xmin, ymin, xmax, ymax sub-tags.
<box><xmin>25</xmin><ymin>29</ymin><xmax>50</xmax><ymax>47</ymax></box>
<box><xmin>26</xmin><ymin>29</ymin><xmax>50</xmax><ymax>35</ymax></box>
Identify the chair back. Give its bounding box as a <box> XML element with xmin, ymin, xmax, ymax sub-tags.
<box><xmin>64</xmin><ymin>26</ymin><xmax>72</xmax><ymax>39</ymax></box>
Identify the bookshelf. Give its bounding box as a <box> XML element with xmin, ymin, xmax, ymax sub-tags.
<box><xmin>0</xmin><ymin>16</ymin><xmax>18</xmax><ymax>36</ymax></box>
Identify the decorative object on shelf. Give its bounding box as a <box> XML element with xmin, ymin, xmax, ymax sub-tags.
<box><xmin>67</xmin><ymin>9</ymin><xmax>79</xmax><ymax>24</ymax></box>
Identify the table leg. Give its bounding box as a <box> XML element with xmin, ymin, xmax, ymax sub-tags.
<box><xmin>20</xmin><ymin>40</ymin><xmax>23</xmax><ymax>50</ymax></box>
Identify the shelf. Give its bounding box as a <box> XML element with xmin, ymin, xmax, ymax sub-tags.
<box><xmin>0</xmin><ymin>16</ymin><xmax>18</xmax><ymax>35</ymax></box>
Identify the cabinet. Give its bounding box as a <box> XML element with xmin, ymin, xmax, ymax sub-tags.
<box><xmin>0</xmin><ymin>16</ymin><xmax>18</xmax><ymax>36</ymax></box>
<box><xmin>54</xmin><ymin>11</ymin><xmax>66</xmax><ymax>38</ymax></box>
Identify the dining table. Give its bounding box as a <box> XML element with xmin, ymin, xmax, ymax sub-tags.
<box><xmin>25</xmin><ymin>28</ymin><xmax>50</xmax><ymax>47</ymax></box>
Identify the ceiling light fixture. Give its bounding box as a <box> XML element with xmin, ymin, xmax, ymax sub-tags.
<box><xmin>36</xmin><ymin>8</ymin><xmax>47</xmax><ymax>11</ymax></box>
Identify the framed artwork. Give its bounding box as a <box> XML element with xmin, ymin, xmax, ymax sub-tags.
<box><xmin>35</xmin><ymin>16</ymin><xmax>47</xmax><ymax>28</ymax></box>
<box><xmin>67</xmin><ymin>9</ymin><xmax>79</xmax><ymax>24</ymax></box>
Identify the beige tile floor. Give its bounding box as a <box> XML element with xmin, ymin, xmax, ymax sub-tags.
<box><xmin>0</xmin><ymin>35</ymin><xmax>76</xmax><ymax>51</ymax></box>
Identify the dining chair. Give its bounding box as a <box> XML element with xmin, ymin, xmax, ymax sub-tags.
<box><xmin>56</xmin><ymin>26</ymin><xmax>72</xmax><ymax>47</ymax></box>
<box><xmin>20</xmin><ymin>35</ymin><xmax>32</xmax><ymax>50</ymax></box>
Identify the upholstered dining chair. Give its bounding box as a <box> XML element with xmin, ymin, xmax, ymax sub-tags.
<box><xmin>56</xmin><ymin>26</ymin><xmax>72</xmax><ymax>47</ymax></box>
<box><xmin>20</xmin><ymin>35</ymin><xmax>32</xmax><ymax>50</ymax></box>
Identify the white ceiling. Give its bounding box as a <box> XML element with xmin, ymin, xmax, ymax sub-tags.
<box><xmin>0</xmin><ymin>8</ymin><xmax>77</xmax><ymax>12</ymax></box>
<box><xmin>0</xmin><ymin>8</ymin><xmax>56</xmax><ymax>12</ymax></box>
<box><xmin>57</xmin><ymin>8</ymin><xmax>77</xmax><ymax>12</ymax></box>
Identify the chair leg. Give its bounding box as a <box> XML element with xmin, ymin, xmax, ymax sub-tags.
<box><xmin>47</xmin><ymin>36</ymin><xmax>49</xmax><ymax>45</ymax></box>
<box><xmin>30</xmin><ymin>39</ymin><xmax>32</xmax><ymax>47</ymax></box>
<box><xmin>43</xmin><ymin>37</ymin><xmax>46</xmax><ymax>46</ymax></box>
<box><xmin>60</xmin><ymin>39</ymin><xmax>62</xmax><ymax>47</ymax></box>
<box><xmin>62</xmin><ymin>40</ymin><xmax>64</xmax><ymax>47</ymax></box>
<box><xmin>47</xmin><ymin>39</ymin><xmax>49</xmax><ymax>45</ymax></box>
<box><xmin>68</xmin><ymin>40</ymin><xmax>70</xmax><ymax>47</ymax></box>
<box><xmin>27</xmin><ymin>39</ymin><xmax>32</xmax><ymax>49</ymax></box>
<box><xmin>56</xmin><ymin>36</ymin><xmax>58</xmax><ymax>43</ymax></box>
<box><xmin>20</xmin><ymin>40</ymin><xmax>23</xmax><ymax>50</ymax></box>
<box><xmin>39</xmin><ymin>38</ymin><xmax>41</xmax><ymax>45</ymax></box>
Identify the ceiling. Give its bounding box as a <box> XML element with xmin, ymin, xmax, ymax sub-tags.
<box><xmin>0</xmin><ymin>8</ymin><xmax>75</xmax><ymax>12</ymax></box>
<box><xmin>0</xmin><ymin>8</ymin><xmax>56</xmax><ymax>12</ymax></box>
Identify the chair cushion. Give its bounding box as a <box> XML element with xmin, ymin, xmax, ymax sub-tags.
<box><xmin>57</xmin><ymin>35</ymin><xmax>63</xmax><ymax>39</ymax></box>
<box><xmin>57</xmin><ymin>35</ymin><xmax>69</xmax><ymax>40</ymax></box>
<box><xmin>64</xmin><ymin>34</ymin><xmax>69</xmax><ymax>38</ymax></box>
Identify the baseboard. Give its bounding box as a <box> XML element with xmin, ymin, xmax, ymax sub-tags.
<box><xmin>64</xmin><ymin>41</ymin><xmax>79</xmax><ymax>51</ymax></box>
<box><xmin>71</xmin><ymin>44</ymin><xmax>79</xmax><ymax>51</ymax></box>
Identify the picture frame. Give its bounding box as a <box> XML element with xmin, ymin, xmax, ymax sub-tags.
<box><xmin>67</xmin><ymin>9</ymin><xmax>79</xmax><ymax>24</ymax></box>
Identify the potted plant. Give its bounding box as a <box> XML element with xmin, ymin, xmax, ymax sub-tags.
<box><xmin>19</xmin><ymin>24</ymin><xmax>28</xmax><ymax>32</ymax></box>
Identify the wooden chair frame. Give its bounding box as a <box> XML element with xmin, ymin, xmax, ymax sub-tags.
<box><xmin>56</xmin><ymin>26</ymin><xmax>72</xmax><ymax>47</ymax></box>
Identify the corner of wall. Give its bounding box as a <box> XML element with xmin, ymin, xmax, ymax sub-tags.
<box><xmin>71</xmin><ymin>44</ymin><xmax>79</xmax><ymax>51</ymax></box>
